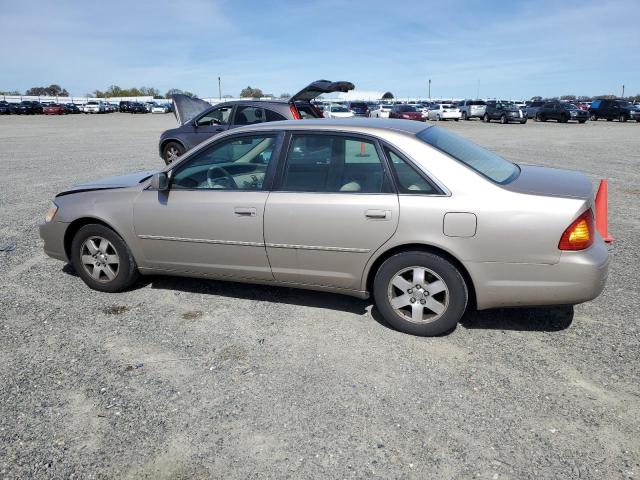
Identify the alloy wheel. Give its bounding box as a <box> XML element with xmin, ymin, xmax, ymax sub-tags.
<box><xmin>166</xmin><ymin>146</ymin><xmax>181</xmax><ymax>163</ymax></box>
<box><xmin>80</xmin><ymin>236</ymin><xmax>120</xmax><ymax>282</ymax></box>
<box><xmin>387</xmin><ymin>266</ymin><xmax>449</xmax><ymax>323</ymax></box>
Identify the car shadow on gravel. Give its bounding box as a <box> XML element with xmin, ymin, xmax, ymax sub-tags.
<box><xmin>145</xmin><ymin>275</ymin><xmax>369</xmax><ymax>315</ymax></box>
<box><xmin>460</xmin><ymin>305</ymin><xmax>574</xmax><ymax>332</ymax></box>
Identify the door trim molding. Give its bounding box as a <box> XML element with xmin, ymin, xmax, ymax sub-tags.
<box><xmin>137</xmin><ymin>234</ymin><xmax>370</xmax><ymax>253</ymax></box>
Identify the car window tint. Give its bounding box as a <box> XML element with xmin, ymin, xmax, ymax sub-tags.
<box><xmin>265</xmin><ymin>109</ymin><xmax>286</xmax><ymax>121</ymax></box>
<box><xmin>198</xmin><ymin>106</ymin><xmax>232</xmax><ymax>126</ymax></box>
<box><xmin>386</xmin><ymin>149</ymin><xmax>438</xmax><ymax>194</ymax></box>
<box><xmin>234</xmin><ymin>106</ymin><xmax>267</xmax><ymax>125</ymax></box>
<box><xmin>417</xmin><ymin>127</ymin><xmax>519</xmax><ymax>184</ymax></box>
<box><xmin>281</xmin><ymin>135</ymin><xmax>391</xmax><ymax>193</ymax></box>
<box><xmin>172</xmin><ymin>135</ymin><xmax>276</xmax><ymax>190</ymax></box>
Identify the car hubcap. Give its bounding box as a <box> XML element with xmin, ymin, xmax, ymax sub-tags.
<box><xmin>80</xmin><ymin>236</ymin><xmax>120</xmax><ymax>282</ymax></box>
<box><xmin>387</xmin><ymin>267</ymin><xmax>449</xmax><ymax>323</ymax></box>
<box><xmin>166</xmin><ymin>147</ymin><xmax>180</xmax><ymax>163</ymax></box>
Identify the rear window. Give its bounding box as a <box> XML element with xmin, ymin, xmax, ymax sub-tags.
<box><xmin>417</xmin><ymin>127</ymin><xmax>519</xmax><ymax>184</ymax></box>
<box><xmin>349</xmin><ymin>102</ymin><xmax>368</xmax><ymax>109</ymax></box>
<box><xmin>469</xmin><ymin>100</ymin><xmax>486</xmax><ymax>105</ymax></box>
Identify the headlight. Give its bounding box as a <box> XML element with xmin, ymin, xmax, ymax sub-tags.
<box><xmin>45</xmin><ymin>202</ymin><xmax>58</xmax><ymax>223</ymax></box>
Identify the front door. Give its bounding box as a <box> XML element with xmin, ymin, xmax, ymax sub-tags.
<box><xmin>187</xmin><ymin>105</ymin><xmax>234</xmax><ymax>147</ymax></box>
<box><xmin>133</xmin><ymin>132</ymin><xmax>281</xmax><ymax>280</ymax></box>
<box><xmin>264</xmin><ymin>133</ymin><xmax>399</xmax><ymax>291</ymax></box>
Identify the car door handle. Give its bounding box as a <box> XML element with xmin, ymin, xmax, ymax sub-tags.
<box><xmin>234</xmin><ymin>207</ymin><xmax>256</xmax><ymax>217</ymax></box>
<box><xmin>365</xmin><ymin>209</ymin><xmax>390</xmax><ymax>220</ymax></box>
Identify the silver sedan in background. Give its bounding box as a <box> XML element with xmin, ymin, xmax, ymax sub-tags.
<box><xmin>40</xmin><ymin>119</ymin><xmax>608</xmax><ymax>336</ymax></box>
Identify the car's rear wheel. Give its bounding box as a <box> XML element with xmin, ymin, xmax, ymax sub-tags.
<box><xmin>619</xmin><ymin>114</ymin><xmax>627</xmax><ymax>122</ymax></box>
<box><xmin>163</xmin><ymin>141</ymin><xmax>185</xmax><ymax>165</ymax></box>
<box><xmin>590</xmin><ymin>114</ymin><xmax>597</xmax><ymax>121</ymax></box>
<box><xmin>579</xmin><ymin>119</ymin><xmax>586</xmax><ymax>124</ymax></box>
<box><xmin>461</xmin><ymin>111</ymin><xmax>468</xmax><ymax>120</ymax></box>
<box><xmin>373</xmin><ymin>251</ymin><xmax>468</xmax><ymax>336</ymax></box>
<box><xmin>482</xmin><ymin>113</ymin><xmax>490</xmax><ymax>123</ymax></box>
<box><xmin>560</xmin><ymin>114</ymin><xmax>568</xmax><ymax>123</ymax></box>
<box><xmin>71</xmin><ymin>224</ymin><xmax>139</xmax><ymax>293</ymax></box>
<box><xmin>500</xmin><ymin>114</ymin><xmax>507</xmax><ymax>124</ymax></box>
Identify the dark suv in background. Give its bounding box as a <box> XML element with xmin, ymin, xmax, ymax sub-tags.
<box><xmin>482</xmin><ymin>101</ymin><xmax>526</xmax><ymax>124</ymax></box>
<box><xmin>12</xmin><ymin>100</ymin><xmax>43</xmax><ymax>115</ymax></box>
<box><xmin>346</xmin><ymin>101</ymin><xmax>370</xmax><ymax>117</ymax></box>
<box><xmin>524</xmin><ymin>101</ymin><xmax>545</xmax><ymax>119</ymax></box>
<box><xmin>589</xmin><ymin>99</ymin><xmax>640</xmax><ymax>122</ymax></box>
<box><xmin>536</xmin><ymin>102</ymin><xmax>588</xmax><ymax>123</ymax></box>
<box><xmin>159</xmin><ymin>80</ymin><xmax>354</xmax><ymax>164</ymax></box>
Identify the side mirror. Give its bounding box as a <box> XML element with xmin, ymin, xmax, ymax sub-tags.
<box><xmin>150</xmin><ymin>172</ymin><xmax>169</xmax><ymax>191</ymax></box>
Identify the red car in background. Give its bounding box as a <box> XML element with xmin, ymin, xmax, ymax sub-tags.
<box><xmin>43</xmin><ymin>104</ymin><xmax>68</xmax><ymax>115</ymax></box>
<box><xmin>389</xmin><ymin>104</ymin><xmax>425</xmax><ymax>121</ymax></box>
<box><xmin>576</xmin><ymin>102</ymin><xmax>591</xmax><ymax>111</ymax></box>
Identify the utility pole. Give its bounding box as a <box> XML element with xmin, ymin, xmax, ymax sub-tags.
<box><xmin>477</xmin><ymin>79</ymin><xmax>480</xmax><ymax>99</ymax></box>
<box><xmin>218</xmin><ymin>77</ymin><xmax>222</xmax><ymax>100</ymax></box>
<box><xmin>428</xmin><ymin>79</ymin><xmax>431</xmax><ymax>100</ymax></box>
<box><xmin>621</xmin><ymin>84</ymin><xmax>625</xmax><ymax>98</ymax></box>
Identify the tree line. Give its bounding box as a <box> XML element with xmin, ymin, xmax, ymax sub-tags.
<box><xmin>0</xmin><ymin>84</ymin><xmax>198</xmax><ymax>99</ymax></box>
<box><xmin>531</xmin><ymin>94</ymin><xmax>640</xmax><ymax>102</ymax></box>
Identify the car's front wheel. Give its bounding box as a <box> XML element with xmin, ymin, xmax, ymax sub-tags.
<box><xmin>461</xmin><ymin>111</ymin><xmax>468</xmax><ymax>120</ymax></box>
<box><xmin>71</xmin><ymin>224</ymin><xmax>139</xmax><ymax>293</ymax></box>
<box><xmin>482</xmin><ymin>113</ymin><xmax>490</xmax><ymax>123</ymax></box>
<box><xmin>162</xmin><ymin>141</ymin><xmax>185</xmax><ymax>165</ymax></box>
<box><xmin>500</xmin><ymin>114</ymin><xmax>507</xmax><ymax>124</ymax></box>
<box><xmin>373</xmin><ymin>251</ymin><xmax>468</xmax><ymax>336</ymax></box>
<box><xmin>619</xmin><ymin>114</ymin><xmax>627</xmax><ymax>122</ymax></box>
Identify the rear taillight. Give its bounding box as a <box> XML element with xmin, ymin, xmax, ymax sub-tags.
<box><xmin>289</xmin><ymin>104</ymin><xmax>301</xmax><ymax>120</ymax></box>
<box><xmin>558</xmin><ymin>209</ymin><xmax>595</xmax><ymax>250</ymax></box>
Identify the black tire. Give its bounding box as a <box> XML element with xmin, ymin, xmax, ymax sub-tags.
<box><xmin>590</xmin><ymin>114</ymin><xmax>597</xmax><ymax>121</ymax></box>
<box><xmin>373</xmin><ymin>251</ymin><xmax>468</xmax><ymax>336</ymax></box>
<box><xmin>606</xmin><ymin>118</ymin><xmax>613</xmax><ymax>122</ymax></box>
<box><xmin>162</xmin><ymin>141</ymin><xmax>185</xmax><ymax>165</ymax></box>
<box><xmin>500</xmin><ymin>114</ymin><xmax>507</xmax><ymax>124</ymax></box>
<box><xmin>619</xmin><ymin>114</ymin><xmax>627</xmax><ymax>123</ymax></box>
<box><xmin>482</xmin><ymin>113</ymin><xmax>490</xmax><ymax>123</ymax></box>
<box><xmin>454</xmin><ymin>118</ymin><xmax>459</xmax><ymax>122</ymax></box>
<box><xmin>461</xmin><ymin>111</ymin><xmax>468</xmax><ymax>120</ymax></box>
<box><xmin>560</xmin><ymin>114</ymin><xmax>568</xmax><ymax>123</ymax></box>
<box><xmin>71</xmin><ymin>224</ymin><xmax>139</xmax><ymax>293</ymax></box>
<box><xmin>579</xmin><ymin>120</ymin><xmax>586</xmax><ymax>124</ymax></box>
<box><xmin>520</xmin><ymin>119</ymin><xmax>527</xmax><ymax>124</ymax></box>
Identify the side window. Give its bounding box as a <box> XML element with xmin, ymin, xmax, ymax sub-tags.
<box><xmin>234</xmin><ymin>106</ymin><xmax>265</xmax><ymax>125</ymax></box>
<box><xmin>266</xmin><ymin>109</ymin><xmax>286</xmax><ymax>121</ymax></box>
<box><xmin>385</xmin><ymin>148</ymin><xmax>439</xmax><ymax>194</ymax></box>
<box><xmin>172</xmin><ymin>135</ymin><xmax>276</xmax><ymax>190</ymax></box>
<box><xmin>197</xmin><ymin>106</ymin><xmax>232</xmax><ymax>126</ymax></box>
<box><xmin>281</xmin><ymin>135</ymin><xmax>391</xmax><ymax>194</ymax></box>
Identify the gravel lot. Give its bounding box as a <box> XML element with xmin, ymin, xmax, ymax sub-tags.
<box><xmin>1</xmin><ymin>113</ymin><xmax>638</xmax><ymax>479</ymax></box>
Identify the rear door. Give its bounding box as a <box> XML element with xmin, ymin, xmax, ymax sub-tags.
<box><xmin>264</xmin><ymin>132</ymin><xmax>399</xmax><ymax>291</ymax></box>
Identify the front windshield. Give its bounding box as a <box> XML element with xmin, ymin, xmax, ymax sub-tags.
<box><xmin>331</xmin><ymin>105</ymin><xmax>349</xmax><ymax>112</ymax></box>
<box><xmin>400</xmin><ymin>105</ymin><xmax>417</xmax><ymax>112</ymax></box>
<box><xmin>562</xmin><ymin>103</ymin><xmax>577</xmax><ymax>110</ymax></box>
<box><xmin>618</xmin><ymin>101</ymin><xmax>632</xmax><ymax>107</ymax></box>
<box><xmin>417</xmin><ymin>127</ymin><xmax>519</xmax><ymax>184</ymax></box>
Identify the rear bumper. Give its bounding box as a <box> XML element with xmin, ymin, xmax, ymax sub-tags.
<box><xmin>39</xmin><ymin>221</ymin><xmax>69</xmax><ymax>262</ymax></box>
<box><xmin>466</xmin><ymin>238</ymin><xmax>609</xmax><ymax>310</ymax></box>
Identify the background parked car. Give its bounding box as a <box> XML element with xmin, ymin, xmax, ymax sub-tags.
<box><xmin>12</xmin><ymin>100</ymin><xmax>43</xmax><ymax>115</ymax></box>
<box><xmin>324</xmin><ymin>104</ymin><xmax>355</xmax><ymax>118</ymax></box>
<box><xmin>524</xmin><ymin>100</ymin><xmax>545</xmax><ymax>119</ymax></box>
<box><xmin>536</xmin><ymin>102</ymin><xmax>588</xmax><ymax>123</ymax></box>
<box><xmin>483</xmin><ymin>101</ymin><xmax>526</xmax><ymax>124</ymax></box>
<box><xmin>151</xmin><ymin>104</ymin><xmax>170</xmax><ymax>114</ymax></box>
<box><xmin>84</xmin><ymin>101</ymin><xmax>105</xmax><ymax>114</ymax></box>
<box><xmin>370</xmin><ymin>104</ymin><xmax>393</xmax><ymax>118</ymax></box>
<box><xmin>0</xmin><ymin>101</ymin><xmax>11</xmax><ymax>114</ymax></box>
<box><xmin>346</xmin><ymin>101</ymin><xmax>370</xmax><ymax>117</ymax></box>
<box><xmin>159</xmin><ymin>79</ymin><xmax>354</xmax><ymax>164</ymax></box>
<box><xmin>457</xmin><ymin>100</ymin><xmax>486</xmax><ymax>120</ymax></box>
<box><xmin>389</xmin><ymin>104</ymin><xmax>424</xmax><ymax>121</ymax></box>
<box><xmin>427</xmin><ymin>104</ymin><xmax>461</xmax><ymax>121</ymax></box>
<box><xmin>589</xmin><ymin>99</ymin><xmax>640</xmax><ymax>122</ymax></box>
<box><xmin>65</xmin><ymin>103</ymin><xmax>81</xmax><ymax>114</ymax></box>
<box><xmin>129</xmin><ymin>102</ymin><xmax>148</xmax><ymax>114</ymax></box>
<box><xmin>43</xmin><ymin>103</ymin><xmax>68</xmax><ymax>115</ymax></box>
<box><xmin>119</xmin><ymin>101</ymin><xmax>132</xmax><ymax>112</ymax></box>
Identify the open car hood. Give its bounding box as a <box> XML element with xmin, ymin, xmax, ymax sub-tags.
<box><xmin>290</xmin><ymin>80</ymin><xmax>355</xmax><ymax>102</ymax></box>
<box><xmin>172</xmin><ymin>95</ymin><xmax>213</xmax><ymax>126</ymax></box>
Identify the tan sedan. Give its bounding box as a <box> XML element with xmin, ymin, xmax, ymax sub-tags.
<box><xmin>40</xmin><ymin>119</ymin><xmax>609</xmax><ymax>336</ymax></box>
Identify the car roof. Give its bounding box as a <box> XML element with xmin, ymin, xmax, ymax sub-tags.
<box><xmin>228</xmin><ymin>118</ymin><xmax>432</xmax><ymax>137</ymax></box>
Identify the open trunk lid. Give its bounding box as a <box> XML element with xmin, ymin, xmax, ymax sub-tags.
<box><xmin>172</xmin><ymin>94</ymin><xmax>213</xmax><ymax>125</ymax></box>
<box><xmin>503</xmin><ymin>164</ymin><xmax>593</xmax><ymax>200</ymax></box>
<box><xmin>289</xmin><ymin>80</ymin><xmax>355</xmax><ymax>103</ymax></box>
